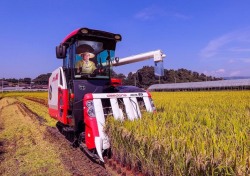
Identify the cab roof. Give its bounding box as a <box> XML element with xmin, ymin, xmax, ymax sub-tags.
<box><xmin>61</xmin><ymin>27</ymin><xmax>122</xmax><ymax>44</ymax></box>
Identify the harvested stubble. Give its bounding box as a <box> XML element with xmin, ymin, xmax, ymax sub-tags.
<box><xmin>105</xmin><ymin>91</ymin><xmax>250</xmax><ymax>175</ymax></box>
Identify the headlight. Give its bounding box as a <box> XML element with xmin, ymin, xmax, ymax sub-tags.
<box><xmin>81</xmin><ymin>28</ymin><xmax>89</xmax><ymax>34</ymax></box>
<box><xmin>114</xmin><ymin>34</ymin><xmax>121</xmax><ymax>40</ymax></box>
<box><xmin>87</xmin><ymin>107</ymin><xmax>96</xmax><ymax>117</ymax></box>
<box><xmin>86</xmin><ymin>100</ymin><xmax>96</xmax><ymax>117</ymax></box>
<box><xmin>86</xmin><ymin>100</ymin><xmax>94</xmax><ymax>108</ymax></box>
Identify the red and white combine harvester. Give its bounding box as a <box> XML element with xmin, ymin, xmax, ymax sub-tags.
<box><xmin>48</xmin><ymin>27</ymin><xmax>166</xmax><ymax>162</ymax></box>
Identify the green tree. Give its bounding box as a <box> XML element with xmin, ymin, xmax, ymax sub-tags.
<box><xmin>33</xmin><ymin>73</ymin><xmax>51</xmax><ymax>85</ymax></box>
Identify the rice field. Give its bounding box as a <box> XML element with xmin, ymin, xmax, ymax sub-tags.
<box><xmin>105</xmin><ymin>91</ymin><xmax>250</xmax><ymax>175</ymax></box>
<box><xmin>0</xmin><ymin>91</ymin><xmax>47</xmax><ymax>100</ymax></box>
<box><xmin>1</xmin><ymin>91</ymin><xmax>249</xmax><ymax>175</ymax></box>
<box><xmin>0</xmin><ymin>92</ymin><xmax>110</xmax><ymax>176</ymax></box>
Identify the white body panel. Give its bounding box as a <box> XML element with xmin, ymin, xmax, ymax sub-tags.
<box><xmin>110</xmin><ymin>98</ymin><xmax>124</xmax><ymax>120</ymax></box>
<box><xmin>48</xmin><ymin>67</ymin><xmax>67</xmax><ymax>111</ymax></box>
<box><xmin>93</xmin><ymin>99</ymin><xmax>110</xmax><ymax>150</ymax></box>
<box><xmin>92</xmin><ymin>92</ymin><xmax>154</xmax><ymax>160</ymax></box>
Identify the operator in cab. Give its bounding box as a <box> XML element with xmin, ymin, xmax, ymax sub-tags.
<box><xmin>75</xmin><ymin>45</ymin><xmax>97</xmax><ymax>74</ymax></box>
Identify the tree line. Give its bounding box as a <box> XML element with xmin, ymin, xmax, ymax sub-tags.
<box><xmin>2</xmin><ymin>67</ymin><xmax>222</xmax><ymax>88</ymax></box>
<box><xmin>1</xmin><ymin>73</ymin><xmax>51</xmax><ymax>86</ymax></box>
<box><xmin>113</xmin><ymin>66</ymin><xmax>222</xmax><ymax>89</ymax></box>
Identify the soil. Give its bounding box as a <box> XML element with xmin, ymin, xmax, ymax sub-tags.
<box><xmin>0</xmin><ymin>97</ymin><xmax>113</xmax><ymax>176</ymax></box>
<box><xmin>0</xmin><ymin>122</ymin><xmax>5</xmax><ymax>164</ymax></box>
<box><xmin>0</xmin><ymin>97</ymin><xmax>5</xmax><ymax>163</ymax></box>
<box><xmin>45</xmin><ymin>126</ymin><xmax>111</xmax><ymax>176</ymax></box>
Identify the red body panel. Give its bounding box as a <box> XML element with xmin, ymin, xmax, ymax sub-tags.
<box><xmin>111</xmin><ymin>78</ymin><xmax>122</xmax><ymax>87</ymax></box>
<box><xmin>85</xmin><ymin>119</ymin><xmax>99</xmax><ymax>149</ymax></box>
<box><xmin>49</xmin><ymin>88</ymin><xmax>70</xmax><ymax>124</ymax></box>
<box><xmin>146</xmin><ymin>91</ymin><xmax>157</xmax><ymax>113</ymax></box>
<box><xmin>58</xmin><ymin>88</ymin><xmax>69</xmax><ymax>124</ymax></box>
<box><xmin>48</xmin><ymin>108</ymin><xmax>58</xmax><ymax>119</ymax></box>
<box><xmin>146</xmin><ymin>90</ymin><xmax>152</xmax><ymax>98</ymax></box>
<box><xmin>62</xmin><ymin>29</ymin><xmax>80</xmax><ymax>44</ymax></box>
<box><xmin>83</xmin><ymin>93</ymin><xmax>100</xmax><ymax>149</ymax></box>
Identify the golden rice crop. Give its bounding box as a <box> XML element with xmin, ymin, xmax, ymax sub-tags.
<box><xmin>1</xmin><ymin>91</ymin><xmax>55</xmax><ymax>126</ymax></box>
<box><xmin>1</xmin><ymin>91</ymin><xmax>47</xmax><ymax>99</ymax></box>
<box><xmin>2</xmin><ymin>91</ymin><xmax>249</xmax><ymax>175</ymax></box>
<box><xmin>17</xmin><ymin>96</ymin><xmax>57</xmax><ymax>127</ymax></box>
<box><xmin>106</xmin><ymin>91</ymin><xmax>250</xmax><ymax>175</ymax></box>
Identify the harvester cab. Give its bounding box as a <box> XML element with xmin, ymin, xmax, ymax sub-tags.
<box><xmin>48</xmin><ymin>27</ymin><xmax>166</xmax><ymax>162</ymax></box>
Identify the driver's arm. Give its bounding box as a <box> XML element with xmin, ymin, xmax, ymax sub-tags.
<box><xmin>75</xmin><ymin>61</ymin><xmax>81</xmax><ymax>73</ymax></box>
<box><xmin>91</xmin><ymin>62</ymin><xmax>97</xmax><ymax>73</ymax></box>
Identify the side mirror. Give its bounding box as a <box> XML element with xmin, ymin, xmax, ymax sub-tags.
<box><xmin>56</xmin><ymin>44</ymin><xmax>66</xmax><ymax>59</ymax></box>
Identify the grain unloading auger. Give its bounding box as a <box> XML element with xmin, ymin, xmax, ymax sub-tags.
<box><xmin>48</xmin><ymin>27</ymin><xmax>166</xmax><ymax>162</ymax></box>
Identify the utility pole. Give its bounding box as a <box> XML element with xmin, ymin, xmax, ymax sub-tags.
<box><xmin>30</xmin><ymin>81</ymin><xmax>34</xmax><ymax>89</ymax></box>
<box><xmin>1</xmin><ymin>78</ymin><xmax>3</xmax><ymax>94</ymax></box>
<box><xmin>134</xmin><ymin>74</ymin><xmax>136</xmax><ymax>87</ymax></box>
<box><xmin>133</xmin><ymin>72</ymin><xmax>137</xmax><ymax>87</ymax></box>
<box><xmin>17</xmin><ymin>79</ymin><xmax>19</xmax><ymax>90</ymax></box>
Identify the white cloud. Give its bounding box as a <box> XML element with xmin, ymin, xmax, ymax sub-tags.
<box><xmin>227</xmin><ymin>57</ymin><xmax>250</xmax><ymax>64</ymax></box>
<box><xmin>216</xmin><ymin>69</ymin><xmax>225</xmax><ymax>73</ymax></box>
<box><xmin>200</xmin><ymin>27</ymin><xmax>250</xmax><ymax>58</ymax></box>
<box><xmin>228</xmin><ymin>59</ymin><xmax>236</xmax><ymax>63</ymax></box>
<box><xmin>200</xmin><ymin>36</ymin><xmax>232</xmax><ymax>58</ymax></box>
<box><xmin>135</xmin><ymin>6</ymin><xmax>166</xmax><ymax>21</ymax></box>
<box><xmin>242</xmin><ymin>58</ymin><xmax>250</xmax><ymax>63</ymax></box>
<box><xmin>203</xmin><ymin>68</ymin><xmax>226</xmax><ymax>76</ymax></box>
<box><xmin>135</xmin><ymin>6</ymin><xmax>190</xmax><ymax>21</ymax></box>
<box><xmin>135</xmin><ymin>10</ymin><xmax>154</xmax><ymax>20</ymax></box>
<box><xmin>229</xmin><ymin>58</ymin><xmax>250</xmax><ymax>63</ymax></box>
<box><xmin>229</xmin><ymin>47</ymin><xmax>250</xmax><ymax>52</ymax></box>
<box><xmin>230</xmin><ymin>71</ymin><xmax>241</xmax><ymax>76</ymax></box>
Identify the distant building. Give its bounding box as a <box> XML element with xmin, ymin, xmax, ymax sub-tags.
<box><xmin>0</xmin><ymin>80</ymin><xmax>9</xmax><ymax>86</ymax></box>
<box><xmin>148</xmin><ymin>79</ymin><xmax>250</xmax><ymax>91</ymax></box>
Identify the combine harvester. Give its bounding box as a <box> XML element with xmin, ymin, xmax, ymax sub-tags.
<box><xmin>48</xmin><ymin>27</ymin><xmax>166</xmax><ymax>162</ymax></box>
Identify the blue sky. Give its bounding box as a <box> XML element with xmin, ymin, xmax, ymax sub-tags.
<box><xmin>1</xmin><ymin>0</ymin><xmax>250</xmax><ymax>79</ymax></box>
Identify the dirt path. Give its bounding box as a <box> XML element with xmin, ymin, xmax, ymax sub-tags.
<box><xmin>0</xmin><ymin>97</ymin><xmax>113</xmax><ymax>176</ymax></box>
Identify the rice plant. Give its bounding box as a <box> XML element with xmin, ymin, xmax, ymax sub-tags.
<box><xmin>105</xmin><ymin>91</ymin><xmax>250</xmax><ymax>175</ymax></box>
